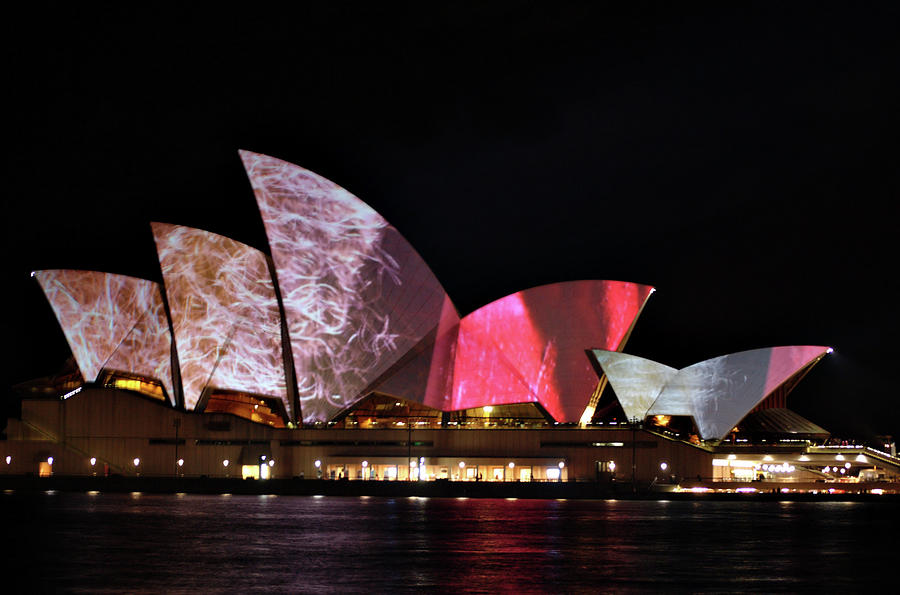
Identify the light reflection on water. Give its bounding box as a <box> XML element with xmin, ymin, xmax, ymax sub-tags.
<box><xmin>1</xmin><ymin>493</ymin><xmax>895</xmax><ymax>593</ymax></box>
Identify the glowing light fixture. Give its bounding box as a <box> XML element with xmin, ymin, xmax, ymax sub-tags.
<box><xmin>558</xmin><ymin>461</ymin><xmax>565</xmax><ymax>469</ymax></box>
<box><xmin>90</xmin><ymin>458</ymin><xmax>96</xmax><ymax>466</ymax></box>
<box><xmin>508</xmin><ymin>462</ymin><xmax>515</xmax><ymax>469</ymax></box>
<box><xmin>835</xmin><ymin>454</ymin><xmax>845</xmax><ymax>461</ymax></box>
<box><xmin>798</xmin><ymin>455</ymin><xmax>810</xmax><ymax>462</ymax></box>
<box><xmin>177</xmin><ymin>459</ymin><xmax>184</xmax><ymax>467</ymax></box>
<box><xmin>459</xmin><ymin>461</ymin><xmax>466</xmax><ymax>468</ymax></box>
<box><xmin>483</xmin><ymin>406</ymin><xmax>493</xmax><ymax>413</ymax></box>
<box><xmin>314</xmin><ymin>460</ymin><xmax>321</xmax><ymax>468</ymax></box>
<box><xmin>5</xmin><ymin>456</ymin><xmax>10</xmax><ymax>465</ymax></box>
<box><xmin>855</xmin><ymin>454</ymin><xmax>868</xmax><ymax>463</ymax></box>
<box><xmin>660</xmin><ymin>462</ymin><xmax>668</xmax><ymax>471</ymax></box>
<box><xmin>223</xmin><ymin>459</ymin><xmax>230</xmax><ymax>467</ymax></box>
<box><xmin>268</xmin><ymin>459</ymin><xmax>275</xmax><ymax>467</ymax></box>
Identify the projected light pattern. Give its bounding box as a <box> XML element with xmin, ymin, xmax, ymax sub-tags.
<box><xmin>152</xmin><ymin>223</ymin><xmax>290</xmax><ymax>416</ymax></box>
<box><xmin>593</xmin><ymin>346</ymin><xmax>830</xmax><ymax>440</ymax></box>
<box><xmin>241</xmin><ymin>151</ymin><xmax>456</xmax><ymax>422</ymax></box>
<box><xmin>588</xmin><ymin>350</ymin><xmax>677</xmax><ymax>421</ymax></box>
<box><xmin>34</xmin><ymin>270</ymin><xmax>174</xmax><ymax>403</ymax></box>
<box><xmin>451</xmin><ymin>281</ymin><xmax>654</xmax><ymax>422</ymax></box>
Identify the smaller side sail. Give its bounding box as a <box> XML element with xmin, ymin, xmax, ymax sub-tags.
<box><xmin>34</xmin><ymin>269</ymin><xmax>175</xmax><ymax>404</ymax></box>
<box><xmin>588</xmin><ymin>350</ymin><xmax>677</xmax><ymax>422</ymax></box>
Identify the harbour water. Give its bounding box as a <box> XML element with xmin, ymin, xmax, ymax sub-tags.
<box><xmin>2</xmin><ymin>492</ymin><xmax>896</xmax><ymax>593</ymax></box>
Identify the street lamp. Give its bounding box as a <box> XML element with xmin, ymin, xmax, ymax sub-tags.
<box><xmin>315</xmin><ymin>459</ymin><xmax>322</xmax><ymax>479</ymax></box>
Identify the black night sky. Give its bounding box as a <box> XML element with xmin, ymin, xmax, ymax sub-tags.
<box><xmin>7</xmin><ymin>4</ymin><xmax>899</xmax><ymax>439</ymax></box>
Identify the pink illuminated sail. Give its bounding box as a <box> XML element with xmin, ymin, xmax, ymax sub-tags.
<box><xmin>34</xmin><ymin>269</ymin><xmax>175</xmax><ymax>404</ymax></box>
<box><xmin>152</xmin><ymin>222</ymin><xmax>290</xmax><ymax>417</ymax></box>
<box><xmin>450</xmin><ymin>281</ymin><xmax>655</xmax><ymax>422</ymax></box>
<box><xmin>240</xmin><ymin>151</ymin><xmax>458</xmax><ymax>422</ymax></box>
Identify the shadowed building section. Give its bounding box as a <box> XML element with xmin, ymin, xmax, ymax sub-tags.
<box><xmin>33</xmin><ymin>270</ymin><xmax>175</xmax><ymax>404</ymax></box>
<box><xmin>151</xmin><ymin>223</ymin><xmax>291</xmax><ymax>418</ymax></box>
<box><xmin>240</xmin><ymin>150</ymin><xmax>458</xmax><ymax>423</ymax></box>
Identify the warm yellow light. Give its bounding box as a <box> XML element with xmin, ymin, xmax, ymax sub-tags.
<box><xmin>653</xmin><ymin>415</ymin><xmax>671</xmax><ymax>427</ymax></box>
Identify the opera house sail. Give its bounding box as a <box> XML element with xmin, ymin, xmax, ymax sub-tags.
<box><xmin>14</xmin><ymin>150</ymin><xmax>881</xmax><ymax>491</ymax></box>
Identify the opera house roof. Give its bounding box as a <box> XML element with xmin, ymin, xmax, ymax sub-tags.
<box><xmin>32</xmin><ymin>151</ymin><xmax>829</xmax><ymax>436</ymax></box>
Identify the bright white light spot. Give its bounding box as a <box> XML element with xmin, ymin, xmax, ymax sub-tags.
<box><xmin>458</xmin><ymin>461</ymin><xmax>465</xmax><ymax>468</ymax></box>
<box><xmin>314</xmin><ymin>460</ymin><xmax>321</xmax><ymax>468</ymax></box>
<box><xmin>177</xmin><ymin>458</ymin><xmax>184</xmax><ymax>466</ymax></box>
<box><xmin>483</xmin><ymin>406</ymin><xmax>493</xmax><ymax>413</ymax></box>
<box><xmin>223</xmin><ymin>459</ymin><xmax>229</xmax><ymax>467</ymax></box>
<box><xmin>90</xmin><ymin>458</ymin><xmax>96</xmax><ymax>466</ymax></box>
<box><xmin>133</xmin><ymin>458</ymin><xmax>140</xmax><ymax>467</ymax></box>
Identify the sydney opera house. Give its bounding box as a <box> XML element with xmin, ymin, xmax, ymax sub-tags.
<box><xmin>4</xmin><ymin>151</ymin><xmax>898</xmax><ymax>491</ymax></box>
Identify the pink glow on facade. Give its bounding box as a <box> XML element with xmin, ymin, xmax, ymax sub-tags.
<box><xmin>451</xmin><ymin>281</ymin><xmax>654</xmax><ymax>422</ymax></box>
<box><xmin>240</xmin><ymin>151</ymin><xmax>456</xmax><ymax>422</ymax></box>
<box><xmin>34</xmin><ymin>270</ymin><xmax>175</xmax><ymax>403</ymax></box>
<box><xmin>152</xmin><ymin>223</ymin><xmax>290</xmax><ymax>416</ymax></box>
<box><xmin>764</xmin><ymin>345</ymin><xmax>830</xmax><ymax>396</ymax></box>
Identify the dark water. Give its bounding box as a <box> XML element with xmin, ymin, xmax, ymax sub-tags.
<box><xmin>2</xmin><ymin>492</ymin><xmax>896</xmax><ymax>593</ymax></box>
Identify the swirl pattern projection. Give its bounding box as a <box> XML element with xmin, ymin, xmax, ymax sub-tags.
<box><xmin>590</xmin><ymin>346</ymin><xmax>831</xmax><ymax>440</ymax></box>
<box><xmin>34</xmin><ymin>270</ymin><xmax>175</xmax><ymax>404</ymax></box>
<box><xmin>240</xmin><ymin>151</ymin><xmax>458</xmax><ymax>423</ymax></box>
<box><xmin>152</xmin><ymin>223</ymin><xmax>290</xmax><ymax>416</ymax></box>
<box><xmin>447</xmin><ymin>281</ymin><xmax>654</xmax><ymax>422</ymax></box>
